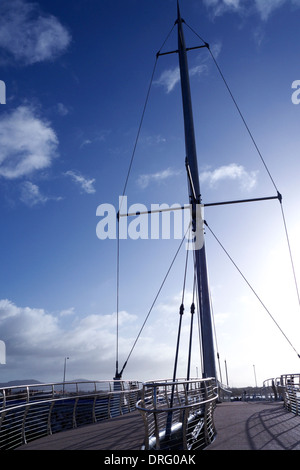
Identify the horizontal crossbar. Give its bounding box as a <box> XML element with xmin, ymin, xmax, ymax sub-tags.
<box><xmin>118</xmin><ymin>195</ymin><xmax>280</xmax><ymax>218</ymax></box>
<box><xmin>157</xmin><ymin>44</ymin><xmax>208</xmax><ymax>58</ymax></box>
<box><xmin>204</xmin><ymin>195</ymin><xmax>280</xmax><ymax>207</ymax></box>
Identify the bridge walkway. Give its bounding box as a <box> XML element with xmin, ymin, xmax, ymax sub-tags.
<box><xmin>17</xmin><ymin>411</ymin><xmax>145</xmax><ymax>450</ymax></box>
<box><xmin>205</xmin><ymin>401</ymin><xmax>300</xmax><ymax>450</ymax></box>
<box><xmin>16</xmin><ymin>402</ymin><xmax>300</xmax><ymax>451</ymax></box>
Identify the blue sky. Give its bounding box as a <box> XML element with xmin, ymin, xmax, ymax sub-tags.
<box><xmin>0</xmin><ymin>0</ymin><xmax>300</xmax><ymax>387</ymax></box>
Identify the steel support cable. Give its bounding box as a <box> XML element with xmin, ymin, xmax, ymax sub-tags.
<box><xmin>185</xmin><ymin>20</ymin><xmax>300</xmax><ymax>317</ymax></box>
<box><xmin>205</xmin><ymin>220</ymin><xmax>300</xmax><ymax>358</ymax></box>
<box><xmin>119</xmin><ymin>57</ymin><xmax>158</xmax><ymax>214</ymax></box>
<box><xmin>172</xmin><ymin>228</ymin><xmax>190</xmax><ymax>384</ymax></box>
<box><xmin>184</xmin><ymin>21</ymin><xmax>278</xmax><ymax>191</ymax></box>
<box><xmin>192</xmin><ymin>246</ymin><xmax>220</xmax><ymax>380</ymax></box>
<box><xmin>115</xmin><ymin>56</ymin><xmax>158</xmax><ymax>375</ymax></box>
<box><xmin>182</xmin><ymin>227</ymin><xmax>205</xmax><ymax>381</ymax></box>
<box><xmin>206</xmin><ymin>43</ymin><xmax>300</xmax><ymax>312</ymax></box>
<box><xmin>119</xmin><ymin>22</ymin><xmax>176</xmax><ymax>207</ymax></box>
<box><xmin>186</xmin><ymin>268</ymin><xmax>197</xmax><ymax>381</ymax></box>
<box><xmin>172</xmin><ymin>243</ymin><xmax>189</xmax><ymax>380</ymax></box>
<box><xmin>192</xmin><ymin>249</ymin><xmax>204</xmax><ymax>375</ymax></box>
<box><xmin>208</xmin><ymin>47</ymin><xmax>300</xmax><ymax>315</ymax></box>
<box><xmin>115</xmin><ymin>24</ymin><xmax>177</xmax><ymax>377</ymax></box>
<box><xmin>280</xmin><ymin>203</ymin><xmax>300</xmax><ymax>307</ymax></box>
<box><xmin>169</xmin><ymin>239</ymin><xmax>190</xmax><ymax>425</ymax></box>
<box><xmin>190</xmin><ymin>227</ymin><xmax>222</xmax><ymax>382</ymax></box>
<box><xmin>209</xmin><ymin>285</ymin><xmax>223</xmax><ymax>384</ymax></box>
<box><xmin>118</xmin><ymin>223</ymin><xmax>192</xmax><ymax>377</ymax></box>
<box><xmin>115</xmin><ymin>220</ymin><xmax>120</xmax><ymax>377</ymax></box>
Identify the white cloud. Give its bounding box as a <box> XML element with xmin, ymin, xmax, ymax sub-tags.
<box><xmin>155</xmin><ymin>67</ymin><xmax>180</xmax><ymax>94</ymax></box>
<box><xmin>60</xmin><ymin>307</ymin><xmax>76</xmax><ymax>317</ymax></box>
<box><xmin>20</xmin><ymin>181</ymin><xmax>48</xmax><ymax>206</ymax></box>
<box><xmin>0</xmin><ymin>299</ymin><xmax>139</xmax><ymax>381</ymax></box>
<box><xmin>137</xmin><ymin>167</ymin><xmax>181</xmax><ymax>189</ymax></box>
<box><xmin>65</xmin><ymin>170</ymin><xmax>96</xmax><ymax>194</ymax></box>
<box><xmin>19</xmin><ymin>181</ymin><xmax>62</xmax><ymax>207</ymax></box>
<box><xmin>80</xmin><ymin>139</ymin><xmax>93</xmax><ymax>148</ymax></box>
<box><xmin>0</xmin><ymin>106</ymin><xmax>58</xmax><ymax>179</ymax></box>
<box><xmin>190</xmin><ymin>64</ymin><xmax>208</xmax><ymax>78</ymax></box>
<box><xmin>154</xmin><ymin>64</ymin><xmax>207</xmax><ymax>94</ymax></box>
<box><xmin>254</xmin><ymin>0</ymin><xmax>286</xmax><ymax>19</ymax></box>
<box><xmin>204</xmin><ymin>0</ymin><xmax>243</xmax><ymax>16</ymax></box>
<box><xmin>140</xmin><ymin>134</ymin><xmax>166</xmax><ymax>146</ymax></box>
<box><xmin>200</xmin><ymin>163</ymin><xmax>258</xmax><ymax>191</ymax></box>
<box><xmin>79</xmin><ymin>130</ymin><xmax>111</xmax><ymax>148</ymax></box>
<box><xmin>0</xmin><ymin>300</ymin><xmax>59</xmax><ymax>347</ymax></box>
<box><xmin>210</xmin><ymin>42</ymin><xmax>222</xmax><ymax>59</ymax></box>
<box><xmin>0</xmin><ymin>0</ymin><xmax>71</xmax><ymax>65</ymax></box>
<box><xmin>0</xmin><ymin>294</ymin><xmax>200</xmax><ymax>383</ymax></box>
<box><xmin>56</xmin><ymin>103</ymin><xmax>70</xmax><ymax>116</ymax></box>
<box><xmin>204</xmin><ymin>0</ymin><xmax>300</xmax><ymax>20</ymax></box>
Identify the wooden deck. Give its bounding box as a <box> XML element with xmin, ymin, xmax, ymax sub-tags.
<box><xmin>16</xmin><ymin>401</ymin><xmax>300</xmax><ymax>451</ymax></box>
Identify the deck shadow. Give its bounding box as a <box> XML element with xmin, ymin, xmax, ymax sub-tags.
<box><xmin>246</xmin><ymin>404</ymin><xmax>300</xmax><ymax>450</ymax></box>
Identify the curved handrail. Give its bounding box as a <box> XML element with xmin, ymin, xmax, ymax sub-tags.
<box><xmin>0</xmin><ymin>379</ymin><xmax>142</xmax><ymax>450</ymax></box>
<box><xmin>263</xmin><ymin>373</ymin><xmax>300</xmax><ymax>415</ymax></box>
<box><xmin>136</xmin><ymin>394</ymin><xmax>217</xmax><ymax>414</ymax></box>
<box><xmin>136</xmin><ymin>377</ymin><xmax>218</xmax><ymax>450</ymax></box>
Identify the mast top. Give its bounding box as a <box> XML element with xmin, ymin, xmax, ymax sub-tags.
<box><xmin>177</xmin><ymin>1</ymin><xmax>183</xmax><ymax>25</ymax></box>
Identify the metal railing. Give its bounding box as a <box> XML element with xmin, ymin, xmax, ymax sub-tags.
<box><xmin>263</xmin><ymin>374</ymin><xmax>300</xmax><ymax>415</ymax></box>
<box><xmin>0</xmin><ymin>380</ymin><xmax>141</xmax><ymax>450</ymax></box>
<box><xmin>278</xmin><ymin>374</ymin><xmax>300</xmax><ymax>415</ymax></box>
<box><xmin>217</xmin><ymin>382</ymin><xmax>232</xmax><ymax>402</ymax></box>
<box><xmin>263</xmin><ymin>377</ymin><xmax>280</xmax><ymax>401</ymax></box>
<box><xmin>136</xmin><ymin>377</ymin><xmax>218</xmax><ymax>450</ymax></box>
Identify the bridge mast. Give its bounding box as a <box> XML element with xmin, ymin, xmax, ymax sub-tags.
<box><xmin>177</xmin><ymin>2</ymin><xmax>216</xmax><ymax>379</ymax></box>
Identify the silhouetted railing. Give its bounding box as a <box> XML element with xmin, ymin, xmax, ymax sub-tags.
<box><xmin>263</xmin><ymin>374</ymin><xmax>300</xmax><ymax>415</ymax></box>
<box><xmin>217</xmin><ymin>382</ymin><xmax>232</xmax><ymax>402</ymax></box>
<box><xmin>0</xmin><ymin>380</ymin><xmax>141</xmax><ymax>450</ymax></box>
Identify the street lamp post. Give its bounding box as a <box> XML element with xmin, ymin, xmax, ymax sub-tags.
<box><xmin>63</xmin><ymin>356</ymin><xmax>69</xmax><ymax>395</ymax></box>
<box><xmin>253</xmin><ymin>364</ymin><xmax>257</xmax><ymax>388</ymax></box>
<box><xmin>225</xmin><ymin>359</ymin><xmax>229</xmax><ymax>387</ymax></box>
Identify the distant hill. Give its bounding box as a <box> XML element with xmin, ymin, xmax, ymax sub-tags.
<box><xmin>0</xmin><ymin>378</ymin><xmax>94</xmax><ymax>388</ymax></box>
<box><xmin>0</xmin><ymin>379</ymin><xmax>43</xmax><ymax>388</ymax></box>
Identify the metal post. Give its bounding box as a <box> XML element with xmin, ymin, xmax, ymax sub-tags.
<box><xmin>63</xmin><ymin>356</ymin><xmax>69</xmax><ymax>395</ymax></box>
<box><xmin>253</xmin><ymin>364</ymin><xmax>257</xmax><ymax>388</ymax></box>
<box><xmin>217</xmin><ymin>352</ymin><xmax>223</xmax><ymax>384</ymax></box>
<box><xmin>225</xmin><ymin>359</ymin><xmax>229</xmax><ymax>387</ymax></box>
<box><xmin>177</xmin><ymin>2</ymin><xmax>216</xmax><ymax>379</ymax></box>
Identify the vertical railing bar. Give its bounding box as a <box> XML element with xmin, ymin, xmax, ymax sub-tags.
<box><xmin>21</xmin><ymin>404</ymin><xmax>30</xmax><ymax>446</ymax></box>
<box><xmin>48</xmin><ymin>401</ymin><xmax>55</xmax><ymax>435</ymax></box>
<box><xmin>3</xmin><ymin>389</ymin><xmax>6</xmax><ymax>409</ymax></box>
<box><xmin>92</xmin><ymin>395</ymin><xmax>97</xmax><ymax>423</ymax></box>
<box><xmin>73</xmin><ymin>397</ymin><xmax>78</xmax><ymax>428</ymax></box>
<box><xmin>108</xmin><ymin>391</ymin><xmax>111</xmax><ymax>418</ymax></box>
